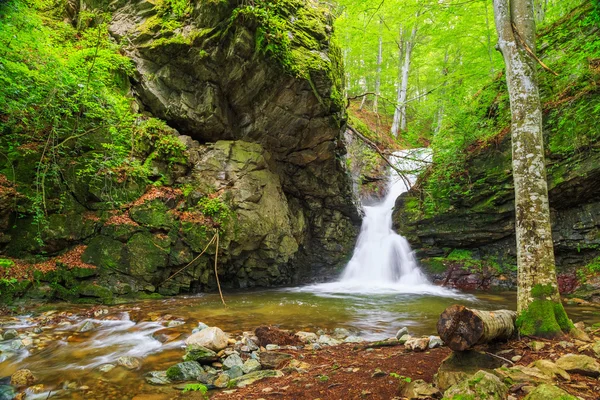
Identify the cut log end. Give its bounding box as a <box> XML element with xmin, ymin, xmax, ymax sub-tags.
<box><xmin>437</xmin><ymin>305</ymin><xmax>517</xmax><ymax>352</ymax></box>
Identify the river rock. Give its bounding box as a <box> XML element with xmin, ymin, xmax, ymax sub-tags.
<box><xmin>434</xmin><ymin>351</ymin><xmax>504</xmax><ymax>392</ymax></box>
<box><xmin>405</xmin><ymin>337</ymin><xmax>429</xmax><ymax>352</ymax></box>
<box><xmin>166</xmin><ymin>361</ymin><xmax>203</xmax><ymax>381</ymax></box>
<box><xmin>494</xmin><ymin>366</ymin><xmax>552</xmax><ymax>384</ymax></box>
<box><xmin>224</xmin><ymin>365</ymin><xmax>244</xmax><ymax>379</ymax></box>
<box><xmin>145</xmin><ymin>371</ymin><xmax>171</xmax><ymax>385</ymax></box>
<box><xmin>398</xmin><ymin>334</ymin><xmax>411</xmax><ymax>344</ymax></box>
<box><xmin>117</xmin><ymin>356</ymin><xmax>141</xmax><ymax>370</ymax></box>
<box><xmin>344</xmin><ymin>335</ymin><xmax>365</xmax><ymax>343</ymax></box>
<box><xmin>528</xmin><ymin>359</ymin><xmax>570</xmax><ymax>381</ymax></box>
<box><xmin>259</xmin><ymin>351</ymin><xmax>292</xmax><ymax>369</ymax></box>
<box><xmin>223</xmin><ymin>353</ymin><xmax>244</xmax><ymax>370</ymax></box>
<box><xmin>192</xmin><ymin>322</ymin><xmax>209</xmax><ymax>334</ymax></box>
<box><xmin>10</xmin><ymin>369</ymin><xmax>36</xmax><ymax>386</ymax></box>
<box><xmin>555</xmin><ymin>354</ymin><xmax>600</xmax><ymax>377</ymax></box>
<box><xmin>0</xmin><ymin>385</ymin><xmax>16</xmax><ymax>400</ymax></box>
<box><xmin>428</xmin><ymin>336</ymin><xmax>444</xmax><ymax>349</ymax></box>
<box><xmin>242</xmin><ymin>337</ymin><xmax>259</xmax><ymax>351</ymax></box>
<box><xmin>3</xmin><ymin>329</ymin><xmax>17</xmax><ymax>340</ymax></box>
<box><xmin>265</xmin><ymin>344</ymin><xmax>280</xmax><ymax>350</ymax></box>
<box><xmin>295</xmin><ymin>331</ymin><xmax>318</xmax><ymax>343</ymax></box>
<box><xmin>153</xmin><ymin>329</ymin><xmax>181</xmax><ymax>343</ymax></box>
<box><xmin>522</xmin><ymin>383</ymin><xmax>578</xmax><ymax>400</ymax></box>
<box><xmin>98</xmin><ymin>364</ymin><xmax>116</xmax><ymax>373</ymax></box>
<box><xmin>444</xmin><ymin>370</ymin><xmax>508</xmax><ymax>400</ymax></box>
<box><xmin>197</xmin><ymin>371</ymin><xmax>217</xmax><ymax>385</ymax></box>
<box><xmin>185</xmin><ymin>327</ymin><xmax>228</xmax><ymax>351</ymax></box>
<box><xmin>318</xmin><ymin>335</ymin><xmax>341</xmax><ymax>346</ymax></box>
<box><xmin>229</xmin><ymin>370</ymin><xmax>284</xmax><ymax>388</ymax></box>
<box><xmin>332</xmin><ymin>328</ymin><xmax>351</xmax><ymax>339</ymax></box>
<box><xmin>78</xmin><ymin>320</ymin><xmax>98</xmax><ymax>333</ymax></box>
<box><xmin>183</xmin><ymin>344</ymin><xmax>218</xmax><ymax>363</ymax></box>
<box><xmin>396</xmin><ymin>327</ymin><xmax>409</xmax><ymax>339</ymax></box>
<box><xmin>213</xmin><ymin>373</ymin><xmax>230</xmax><ymax>388</ymax></box>
<box><xmin>400</xmin><ymin>379</ymin><xmax>440</xmax><ymax>399</ymax></box>
<box><xmin>242</xmin><ymin>358</ymin><xmax>262</xmax><ymax>374</ymax></box>
<box><xmin>167</xmin><ymin>320</ymin><xmax>184</xmax><ymax>328</ymax></box>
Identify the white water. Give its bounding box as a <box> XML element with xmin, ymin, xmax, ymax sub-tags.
<box><xmin>300</xmin><ymin>149</ymin><xmax>464</xmax><ymax>297</ymax></box>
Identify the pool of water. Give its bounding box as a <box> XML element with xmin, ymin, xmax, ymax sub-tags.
<box><xmin>0</xmin><ymin>287</ymin><xmax>598</xmax><ymax>399</ymax></box>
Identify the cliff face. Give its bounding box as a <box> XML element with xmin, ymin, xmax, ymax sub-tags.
<box><xmin>392</xmin><ymin>4</ymin><xmax>600</xmax><ymax>297</ymax></box>
<box><xmin>0</xmin><ymin>0</ymin><xmax>360</xmax><ymax>302</ymax></box>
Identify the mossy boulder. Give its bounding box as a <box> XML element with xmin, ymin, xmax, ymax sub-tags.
<box><xmin>130</xmin><ymin>199</ymin><xmax>175</xmax><ymax>229</ymax></box>
<box><xmin>443</xmin><ymin>370</ymin><xmax>508</xmax><ymax>400</ymax></box>
<box><xmin>165</xmin><ymin>361</ymin><xmax>203</xmax><ymax>382</ymax></box>
<box><xmin>82</xmin><ymin>236</ymin><xmax>125</xmax><ymax>270</ymax></box>
<box><xmin>125</xmin><ymin>232</ymin><xmax>170</xmax><ymax>280</ymax></box>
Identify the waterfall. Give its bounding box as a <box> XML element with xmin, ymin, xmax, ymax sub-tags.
<box><xmin>299</xmin><ymin>149</ymin><xmax>456</xmax><ymax>295</ymax></box>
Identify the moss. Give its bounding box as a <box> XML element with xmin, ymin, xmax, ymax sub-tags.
<box><xmin>530</xmin><ymin>283</ymin><xmax>555</xmax><ymax>299</ymax></box>
<box><xmin>516</xmin><ymin>298</ymin><xmax>573</xmax><ymax>337</ymax></box>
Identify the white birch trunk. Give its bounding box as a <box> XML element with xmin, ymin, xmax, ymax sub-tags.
<box><xmin>391</xmin><ymin>27</ymin><xmax>405</xmax><ymax>137</ymax></box>
<box><xmin>373</xmin><ymin>21</ymin><xmax>383</xmax><ymax>113</ymax></box>
<box><xmin>493</xmin><ymin>0</ymin><xmax>570</xmax><ymax>336</ymax></box>
<box><xmin>398</xmin><ymin>24</ymin><xmax>417</xmax><ymax>131</ymax></box>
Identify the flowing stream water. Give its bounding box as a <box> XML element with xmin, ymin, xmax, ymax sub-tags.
<box><xmin>1</xmin><ymin>150</ymin><xmax>599</xmax><ymax>398</ymax></box>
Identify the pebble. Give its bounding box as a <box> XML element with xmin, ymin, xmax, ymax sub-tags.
<box><xmin>166</xmin><ymin>320</ymin><xmax>184</xmax><ymax>328</ymax></box>
<box><xmin>265</xmin><ymin>344</ymin><xmax>280</xmax><ymax>351</ymax></box>
<box><xmin>395</xmin><ymin>327</ymin><xmax>409</xmax><ymax>339</ymax></box>
<box><xmin>511</xmin><ymin>355</ymin><xmax>522</xmax><ymax>362</ymax></box>
<box><xmin>99</xmin><ymin>364</ymin><xmax>116</xmax><ymax>373</ymax></box>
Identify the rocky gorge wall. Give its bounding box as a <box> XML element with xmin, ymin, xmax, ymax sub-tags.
<box><xmin>0</xmin><ymin>0</ymin><xmax>360</xmax><ymax>302</ymax></box>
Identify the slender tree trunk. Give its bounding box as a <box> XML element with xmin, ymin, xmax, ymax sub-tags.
<box><xmin>391</xmin><ymin>26</ymin><xmax>405</xmax><ymax>137</ymax></box>
<box><xmin>373</xmin><ymin>20</ymin><xmax>383</xmax><ymax>113</ymax></box>
<box><xmin>493</xmin><ymin>0</ymin><xmax>572</xmax><ymax>337</ymax></box>
<box><xmin>398</xmin><ymin>23</ymin><xmax>417</xmax><ymax>131</ymax></box>
<box><xmin>534</xmin><ymin>0</ymin><xmax>547</xmax><ymax>23</ymax></box>
<box><xmin>484</xmin><ymin>0</ymin><xmax>497</xmax><ymax>75</ymax></box>
<box><xmin>434</xmin><ymin>49</ymin><xmax>450</xmax><ymax>135</ymax></box>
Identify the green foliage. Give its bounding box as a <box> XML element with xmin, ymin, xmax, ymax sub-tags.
<box><xmin>389</xmin><ymin>372</ymin><xmax>411</xmax><ymax>383</ymax></box>
<box><xmin>182</xmin><ymin>383</ymin><xmax>208</xmax><ymax>396</ymax></box>
<box><xmin>317</xmin><ymin>374</ymin><xmax>329</xmax><ymax>382</ymax></box>
<box><xmin>0</xmin><ymin>258</ymin><xmax>14</xmax><ymax>269</ymax></box>
<box><xmin>197</xmin><ymin>197</ymin><xmax>233</xmax><ymax>229</ymax></box>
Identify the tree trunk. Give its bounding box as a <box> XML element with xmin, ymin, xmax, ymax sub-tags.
<box><xmin>373</xmin><ymin>21</ymin><xmax>383</xmax><ymax>114</ymax></box>
<box><xmin>437</xmin><ymin>305</ymin><xmax>517</xmax><ymax>352</ymax></box>
<box><xmin>398</xmin><ymin>23</ymin><xmax>417</xmax><ymax>131</ymax></box>
<box><xmin>434</xmin><ymin>49</ymin><xmax>450</xmax><ymax>135</ymax></box>
<box><xmin>391</xmin><ymin>27</ymin><xmax>405</xmax><ymax>137</ymax></box>
<box><xmin>493</xmin><ymin>0</ymin><xmax>572</xmax><ymax>337</ymax></box>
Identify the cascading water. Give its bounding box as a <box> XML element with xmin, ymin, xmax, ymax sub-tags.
<box><xmin>301</xmin><ymin>149</ymin><xmax>458</xmax><ymax>295</ymax></box>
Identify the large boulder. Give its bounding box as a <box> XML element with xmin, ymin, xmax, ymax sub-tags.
<box><xmin>185</xmin><ymin>327</ymin><xmax>229</xmax><ymax>352</ymax></box>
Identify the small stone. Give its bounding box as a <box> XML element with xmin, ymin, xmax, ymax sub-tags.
<box><xmin>397</xmin><ymin>334</ymin><xmax>411</xmax><ymax>345</ymax></box>
<box><xmin>167</xmin><ymin>320</ymin><xmax>184</xmax><ymax>328</ymax></box>
<box><xmin>529</xmin><ymin>359</ymin><xmax>570</xmax><ymax>381</ymax></box>
<box><xmin>317</xmin><ymin>335</ymin><xmax>341</xmax><ymax>346</ymax></box>
<box><xmin>145</xmin><ymin>371</ymin><xmax>171</xmax><ymax>385</ymax></box>
<box><xmin>371</xmin><ymin>368</ymin><xmax>387</xmax><ymax>378</ymax></box>
<box><xmin>117</xmin><ymin>356</ymin><xmax>141</xmax><ymax>370</ymax></box>
<box><xmin>196</xmin><ymin>322</ymin><xmax>209</xmax><ymax>331</ymax></box>
<box><xmin>223</xmin><ymin>353</ymin><xmax>244</xmax><ymax>370</ymax></box>
<box><xmin>344</xmin><ymin>335</ymin><xmax>364</xmax><ymax>343</ymax></box>
<box><xmin>10</xmin><ymin>340</ymin><xmax>23</xmax><ymax>350</ymax></box>
<box><xmin>295</xmin><ymin>331</ymin><xmax>318</xmax><ymax>343</ymax></box>
<box><xmin>288</xmin><ymin>359</ymin><xmax>310</xmax><ymax>371</ymax></box>
<box><xmin>265</xmin><ymin>344</ymin><xmax>280</xmax><ymax>351</ymax></box>
<box><xmin>78</xmin><ymin>320</ymin><xmax>98</xmax><ymax>333</ymax></box>
<box><xmin>11</xmin><ymin>369</ymin><xmax>36</xmax><ymax>387</ymax></box>
<box><xmin>259</xmin><ymin>351</ymin><xmax>292</xmax><ymax>369</ymax></box>
<box><xmin>332</xmin><ymin>328</ymin><xmax>351</xmax><ymax>339</ymax></box>
<box><xmin>21</xmin><ymin>338</ymin><xmax>33</xmax><ymax>347</ymax></box>
<box><xmin>3</xmin><ymin>329</ymin><xmax>18</xmax><ymax>340</ymax></box>
<box><xmin>183</xmin><ymin>344</ymin><xmax>218</xmax><ymax>363</ymax></box>
<box><xmin>197</xmin><ymin>371</ymin><xmax>217</xmax><ymax>385</ymax></box>
<box><xmin>428</xmin><ymin>336</ymin><xmax>443</xmax><ymax>349</ymax></box>
<box><xmin>405</xmin><ymin>337</ymin><xmax>430</xmax><ymax>352</ymax></box>
<box><xmin>528</xmin><ymin>341</ymin><xmax>546</xmax><ymax>352</ymax></box>
<box><xmin>243</xmin><ymin>337</ymin><xmax>259</xmax><ymax>351</ymax></box>
<box><xmin>225</xmin><ymin>365</ymin><xmax>244</xmax><ymax>379</ymax></box>
<box><xmin>28</xmin><ymin>384</ymin><xmax>45</xmax><ymax>394</ymax></box>
<box><xmin>558</xmin><ymin>341</ymin><xmax>574</xmax><ymax>349</ymax></box>
<box><xmin>242</xmin><ymin>358</ymin><xmax>262</xmax><ymax>374</ymax></box>
<box><xmin>395</xmin><ymin>327</ymin><xmax>409</xmax><ymax>339</ymax></box>
<box><xmin>98</xmin><ymin>364</ymin><xmax>116</xmax><ymax>373</ymax></box>
<box><xmin>511</xmin><ymin>355</ymin><xmax>522</xmax><ymax>362</ymax></box>
<box><xmin>213</xmin><ymin>373</ymin><xmax>230</xmax><ymax>388</ymax></box>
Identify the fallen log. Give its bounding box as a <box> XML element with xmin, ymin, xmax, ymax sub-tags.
<box><xmin>437</xmin><ymin>305</ymin><xmax>517</xmax><ymax>352</ymax></box>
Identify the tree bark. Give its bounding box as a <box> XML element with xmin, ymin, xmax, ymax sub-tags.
<box><xmin>391</xmin><ymin>26</ymin><xmax>405</xmax><ymax>137</ymax></box>
<box><xmin>437</xmin><ymin>305</ymin><xmax>517</xmax><ymax>352</ymax></box>
<box><xmin>398</xmin><ymin>23</ymin><xmax>417</xmax><ymax>131</ymax></box>
<box><xmin>373</xmin><ymin>20</ymin><xmax>383</xmax><ymax>114</ymax></box>
<box><xmin>493</xmin><ymin>0</ymin><xmax>572</xmax><ymax>337</ymax></box>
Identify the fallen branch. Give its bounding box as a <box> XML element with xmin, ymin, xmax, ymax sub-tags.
<box><xmin>512</xmin><ymin>23</ymin><xmax>559</xmax><ymax>76</ymax></box>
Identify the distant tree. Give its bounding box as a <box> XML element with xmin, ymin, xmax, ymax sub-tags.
<box><xmin>493</xmin><ymin>0</ymin><xmax>572</xmax><ymax>337</ymax></box>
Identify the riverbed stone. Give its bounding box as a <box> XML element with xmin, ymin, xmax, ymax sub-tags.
<box><xmin>242</xmin><ymin>358</ymin><xmax>262</xmax><ymax>374</ymax></box>
<box><xmin>224</xmin><ymin>365</ymin><xmax>244</xmax><ymax>379</ymax></box>
<box><xmin>10</xmin><ymin>369</ymin><xmax>36</xmax><ymax>386</ymax></box>
<box><xmin>192</xmin><ymin>322</ymin><xmax>209</xmax><ymax>334</ymax></box>
<box><xmin>401</xmin><ymin>379</ymin><xmax>440</xmax><ymax>399</ymax></box>
<box><xmin>344</xmin><ymin>335</ymin><xmax>365</xmax><ymax>343</ymax></box>
<box><xmin>183</xmin><ymin>344</ymin><xmax>218</xmax><ymax>363</ymax></box>
<box><xmin>223</xmin><ymin>353</ymin><xmax>244</xmax><ymax>370</ymax></box>
<box><xmin>145</xmin><ymin>371</ymin><xmax>171</xmax><ymax>385</ymax></box>
<box><xmin>259</xmin><ymin>351</ymin><xmax>292</xmax><ymax>369</ymax></box>
<box><xmin>213</xmin><ymin>373</ymin><xmax>230</xmax><ymax>388</ymax></box>
<box><xmin>98</xmin><ymin>364</ymin><xmax>116</xmax><ymax>373</ymax></box>
<box><xmin>396</xmin><ymin>327</ymin><xmax>409</xmax><ymax>339</ymax></box>
<box><xmin>0</xmin><ymin>385</ymin><xmax>16</xmax><ymax>400</ymax></box>
<box><xmin>185</xmin><ymin>327</ymin><xmax>228</xmax><ymax>351</ymax></box>
<box><xmin>117</xmin><ymin>356</ymin><xmax>141</xmax><ymax>370</ymax></box>
<box><xmin>398</xmin><ymin>334</ymin><xmax>411</xmax><ymax>344</ymax></box>
<box><xmin>295</xmin><ymin>331</ymin><xmax>318</xmax><ymax>343</ymax></box>
<box><xmin>318</xmin><ymin>335</ymin><xmax>341</xmax><ymax>346</ymax></box>
<box><xmin>197</xmin><ymin>371</ymin><xmax>217</xmax><ymax>385</ymax></box>
<box><xmin>405</xmin><ymin>337</ymin><xmax>430</xmax><ymax>352</ymax></box>
<box><xmin>3</xmin><ymin>329</ymin><xmax>17</xmax><ymax>340</ymax></box>
<box><xmin>522</xmin><ymin>383</ymin><xmax>578</xmax><ymax>400</ymax></box>
<box><xmin>443</xmin><ymin>370</ymin><xmax>508</xmax><ymax>400</ymax></box>
<box><xmin>78</xmin><ymin>320</ymin><xmax>98</xmax><ymax>333</ymax></box>
<box><xmin>332</xmin><ymin>328</ymin><xmax>351</xmax><ymax>339</ymax></box>
<box><xmin>229</xmin><ymin>370</ymin><xmax>284</xmax><ymax>388</ymax></box>
<box><xmin>528</xmin><ymin>341</ymin><xmax>546</xmax><ymax>352</ymax></box>
<box><xmin>494</xmin><ymin>366</ymin><xmax>552</xmax><ymax>385</ymax></box>
<box><xmin>165</xmin><ymin>361</ymin><xmax>203</xmax><ymax>381</ymax></box>
<box><xmin>555</xmin><ymin>354</ymin><xmax>600</xmax><ymax>377</ymax></box>
<box><xmin>428</xmin><ymin>336</ymin><xmax>444</xmax><ymax>349</ymax></box>
<box><xmin>529</xmin><ymin>359</ymin><xmax>570</xmax><ymax>381</ymax></box>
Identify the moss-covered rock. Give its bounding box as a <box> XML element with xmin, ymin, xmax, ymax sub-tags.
<box><xmin>125</xmin><ymin>232</ymin><xmax>170</xmax><ymax>280</ymax></box>
<box><xmin>130</xmin><ymin>199</ymin><xmax>175</xmax><ymax>229</ymax></box>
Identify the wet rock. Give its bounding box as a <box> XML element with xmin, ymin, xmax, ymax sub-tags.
<box><xmin>145</xmin><ymin>371</ymin><xmax>171</xmax><ymax>385</ymax></box>
<box><xmin>223</xmin><ymin>353</ymin><xmax>244</xmax><ymax>370</ymax></box>
<box><xmin>295</xmin><ymin>331</ymin><xmax>318</xmax><ymax>343</ymax></box>
<box><xmin>522</xmin><ymin>383</ymin><xmax>578</xmax><ymax>400</ymax></box>
<box><xmin>167</xmin><ymin>320</ymin><xmax>185</xmax><ymax>328</ymax></box>
<box><xmin>396</xmin><ymin>327</ymin><xmax>409</xmax><ymax>339</ymax></box>
<box><xmin>242</xmin><ymin>337</ymin><xmax>259</xmax><ymax>351</ymax></box>
<box><xmin>528</xmin><ymin>360</ymin><xmax>570</xmax><ymax>381</ymax></box>
<box><xmin>428</xmin><ymin>336</ymin><xmax>444</xmax><ymax>349</ymax></box>
<box><xmin>242</xmin><ymin>358</ymin><xmax>262</xmax><ymax>374</ymax></box>
<box><xmin>528</xmin><ymin>341</ymin><xmax>546</xmax><ymax>352</ymax></box>
<box><xmin>259</xmin><ymin>351</ymin><xmax>292</xmax><ymax>369</ymax></box>
<box><xmin>153</xmin><ymin>329</ymin><xmax>181</xmax><ymax>343</ymax></box>
<box><xmin>27</xmin><ymin>384</ymin><xmax>45</xmax><ymax>394</ymax></box>
<box><xmin>224</xmin><ymin>365</ymin><xmax>244</xmax><ymax>379</ymax></box>
<box><xmin>0</xmin><ymin>385</ymin><xmax>16</xmax><ymax>400</ymax></box>
<box><xmin>400</xmin><ymin>379</ymin><xmax>440</xmax><ymax>399</ymax></box>
<box><xmin>444</xmin><ymin>370</ymin><xmax>508</xmax><ymax>400</ymax></box>
<box><xmin>229</xmin><ymin>370</ymin><xmax>284</xmax><ymax>388</ymax></box>
<box><xmin>434</xmin><ymin>350</ymin><xmax>504</xmax><ymax>392</ymax></box>
<box><xmin>405</xmin><ymin>337</ymin><xmax>430</xmax><ymax>352</ymax></box>
<box><xmin>555</xmin><ymin>354</ymin><xmax>600</xmax><ymax>377</ymax></box>
<box><xmin>288</xmin><ymin>359</ymin><xmax>310</xmax><ymax>372</ymax></box>
<box><xmin>3</xmin><ymin>329</ymin><xmax>17</xmax><ymax>340</ymax></box>
<box><xmin>11</xmin><ymin>369</ymin><xmax>36</xmax><ymax>387</ymax></box>
<box><xmin>78</xmin><ymin>320</ymin><xmax>98</xmax><ymax>333</ymax></box>
<box><xmin>9</xmin><ymin>340</ymin><xmax>21</xmax><ymax>350</ymax></box>
<box><xmin>117</xmin><ymin>356</ymin><xmax>141</xmax><ymax>370</ymax></box>
<box><xmin>332</xmin><ymin>328</ymin><xmax>351</xmax><ymax>339</ymax></box>
<box><xmin>344</xmin><ymin>335</ymin><xmax>365</xmax><ymax>343</ymax></box>
<box><xmin>398</xmin><ymin>334</ymin><xmax>411</xmax><ymax>345</ymax></box>
<box><xmin>213</xmin><ymin>373</ymin><xmax>230</xmax><ymax>388</ymax></box>
<box><xmin>166</xmin><ymin>361</ymin><xmax>203</xmax><ymax>381</ymax></box>
<box><xmin>317</xmin><ymin>335</ymin><xmax>341</xmax><ymax>346</ymax></box>
<box><xmin>98</xmin><ymin>364</ymin><xmax>116</xmax><ymax>373</ymax></box>
<box><xmin>183</xmin><ymin>344</ymin><xmax>218</xmax><ymax>363</ymax></box>
<box><xmin>185</xmin><ymin>327</ymin><xmax>228</xmax><ymax>351</ymax></box>
<box><xmin>21</xmin><ymin>338</ymin><xmax>32</xmax><ymax>347</ymax></box>
<box><xmin>197</xmin><ymin>371</ymin><xmax>217</xmax><ymax>385</ymax></box>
